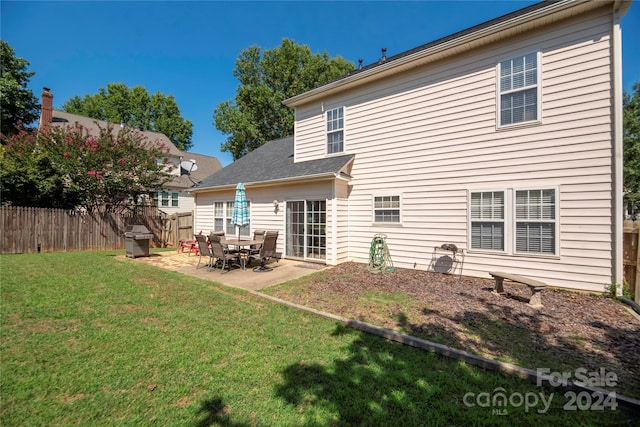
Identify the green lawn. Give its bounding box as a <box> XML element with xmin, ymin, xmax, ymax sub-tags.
<box><xmin>1</xmin><ymin>251</ymin><xmax>636</xmax><ymax>425</ymax></box>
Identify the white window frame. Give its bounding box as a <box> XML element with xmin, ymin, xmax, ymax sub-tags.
<box><xmin>513</xmin><ymin>187</ymin><xmax>558</xmax><ymax>256</ymax></box>
<box><xmin>497</xmin><ymin>51</ymin><xmax>541</xmax><ymax>128</ymax></box>
<box><xmin>159</xmin><ymin>191</ymin><xmax>179</xmax><ymax>208</ymax></box>
<box><xmin>372</xmin><ymin>195</ymin><xmax>401</xmax><ymax>224</ymax></box>
<box><xmin>326</xmin><ymin>106</ymin><xmax>345</xmax><ymax>155</ymax></box>
<box><xmin>468</xmin><ymin>187</ymin><xmax>559</xmax><ymax>257</ymax></box>
<box><xmin>214</xmin><ymin>200</ymin><xmax>251</xmax><ymax>236</ymax></box>
<box><xmin>469</xmin><ymin>190</ymin><xmax>506</xmax><ymax>252</ymax></box>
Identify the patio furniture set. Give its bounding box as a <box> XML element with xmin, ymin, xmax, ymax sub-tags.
<box><xmin>192</xmin><ymin>230</ymin><xmax>279</xmax><ymax>273</ymax></box>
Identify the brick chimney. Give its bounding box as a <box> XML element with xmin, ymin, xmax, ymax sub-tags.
<box><xmin>39</xmin><ymin>87</ymin><xmax>53</xmax><ymax>131</ymax></box>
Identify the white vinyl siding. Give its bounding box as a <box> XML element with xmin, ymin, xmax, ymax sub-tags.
<box><xmin>373</xmin><ymin>195</ymin><xmax>401</xmax><ymax>223</ymax></box>
<box><xmin>498</xmin><ymin>52</ymin><xmax>539</xmax><ymax>126</ymax></box>
<box><xmin>326</xmin><ymin>107</ymin><xmax>344</xmax><ymax>154</ymax></box>
<box><xmin>470</xmin><ymin>191</ymin><xmax>505</xmax><ymax>251</ymax></box>
<box><xmin>515</xmin><ymin>189</ymin><xmax>557</xmax><ymax>254</ymax></box>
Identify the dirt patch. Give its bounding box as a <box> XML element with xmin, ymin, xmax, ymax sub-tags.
<box><xmin>265</xmin><ymin>262</ymin><xmax>640</xmax><ymax>398</ymax></box>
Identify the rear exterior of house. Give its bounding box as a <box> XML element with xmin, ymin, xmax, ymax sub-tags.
<box><xmin>193</xmin><ymin>0</ymin><xmax>629</xmax><ymax>292</ymax></box>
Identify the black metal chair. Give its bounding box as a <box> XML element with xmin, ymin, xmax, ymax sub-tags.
<box><xmin>249</xmin><ymin>230</ymin><xmax>278</xmax><ymax>271</ymax></box>
<box><xmin>195</xmin><ymin>234</ymin><xmax>215</xmax><ymax>271</ymax></box>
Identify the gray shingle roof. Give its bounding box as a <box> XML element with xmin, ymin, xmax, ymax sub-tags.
<box><xmin>168</xmin><ymin>152</ymin><xmax>223</xmax><ymax>190</ymax></box>
<box><xmin>192</xmin><ymin>137</ymin><xmax>354</xmax><ymax>190</ymax></box>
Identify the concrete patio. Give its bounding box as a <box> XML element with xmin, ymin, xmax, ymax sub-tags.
<box><xmin>124</xmin><ymin>249</ymin><xmax>327</xmax><ymax>290</ymax></box>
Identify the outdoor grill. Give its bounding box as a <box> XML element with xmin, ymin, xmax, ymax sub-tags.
<box><xmin>124</xmin><ymin>224</ymin><xmax>153</xmax><ymax>258</ymax></box>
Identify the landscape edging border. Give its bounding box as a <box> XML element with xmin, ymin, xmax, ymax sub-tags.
<box><xmin>252</xmin><ymin>290</ymin><xmax>640</xmax><ymax>412</ymax></box>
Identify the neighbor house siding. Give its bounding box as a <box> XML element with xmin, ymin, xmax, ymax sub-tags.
<box><xmin>292</xmin><ymin>7</ymin><xmax>615</xmax><ymax>291</ymax></box>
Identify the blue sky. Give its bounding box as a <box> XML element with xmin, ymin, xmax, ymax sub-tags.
<box><xmin>2</xmin><ymin>0</ymin><xmax>638</xmax><ymax>166</ymax></box>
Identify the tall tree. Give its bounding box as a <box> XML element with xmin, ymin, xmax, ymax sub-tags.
<box><xmin>62</xmin><ymin>83</ymin><xmax>194</xmax><ymax>151</ymax></box>
<box><xmin>214</xmin><ymin>39</ymin><xmax>354</xmax><ymax>160</ymax></box>
<box><xmin>624</xmin><ymin>81</ymin><xmax>640</xmax><ymax>218</ymax></box>
<box><xmin>0</xmin><ymin>41</ymin><xmax>40</xmax><ymax>136</ymax></box>
<box><xmin>0</xmin><ymin>123</ymin><xmax>173</xmax><ymax>211</ymax></box>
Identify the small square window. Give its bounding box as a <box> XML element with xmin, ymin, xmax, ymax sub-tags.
<box><xmin>374</xmin><ymin>196</ymin><xmax>400</xmax><ymax>223</ymax></box>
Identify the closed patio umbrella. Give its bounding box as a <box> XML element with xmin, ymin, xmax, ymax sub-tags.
<box><xmin>231</xmin><ymin>182</ymin><xmax>249</xmax><ymax>241</ymax></box>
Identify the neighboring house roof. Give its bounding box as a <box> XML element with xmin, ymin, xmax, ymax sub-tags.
<box><xmin>38</xmin><ymin>88</ymin><xmax>223</xmax><ymax>191</ymax></box>
<box><xmin>48</xmin><ymin>109</ymin><xmax>183</xmax><ymax>157</ymax></box>
<box><xmin>191</xmin><ymin>137</ymin><xmax>354</xmax><ymax>191</ymax></box>
<box><xmin>283</xmin><ymin>0</ymin><xmax>632</xmax><ymax>107</ymax></box>
<box><xmin>168</xmin><ymin>152</ymin><xmax>223</xmax><ymax>190</ymax></box>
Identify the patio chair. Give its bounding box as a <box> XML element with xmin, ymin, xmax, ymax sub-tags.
<box><xmin>209</xmin><ymin>233</ymin><xmax>239</xmax><ymax>273</ymax></box>
<box><xmin>249</xmin><ymin>230</ymin><xmax>279</xmax><ymax>271</ymax></box>
<box><xmin>249</xmin><ymin>230</ymin><xmax>266</xmax><ymax>255</ymax></box>
<box><xmin>209</xmin><ymin>230</ymin><xmax>225</xmax><ymax>238</ymax></box>
<box><xmin>195</xmin><ymin>234</ymin><xmax>215</xmax><ymax>271</ymax></box>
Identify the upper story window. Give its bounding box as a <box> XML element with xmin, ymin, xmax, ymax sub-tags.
<box><xmin>498</xmin><ymin>52</ymin><xmax>539</xmax><ymax>126</ymax></box>
<box><xmin>373</xmin><ymin>195</ymin><xmax>400</xmax><ymax>223</ymax></box>
<box><xmin>326</xmin><ymin>106</ymin><xmax>344</xmax><ymax>154</ymax></box>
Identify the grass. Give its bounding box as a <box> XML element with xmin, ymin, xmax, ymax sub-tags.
<box><xmin>1</xmin><ymin>251</ymin><xmax>637</xmax><ymax>425</ymax></box>
<box><xmin>265</xmin><ymin>266</ymin><xmax>640</xmax><ymax>400</ymax></box>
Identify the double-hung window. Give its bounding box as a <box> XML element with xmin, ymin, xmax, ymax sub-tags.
<box><xmin>470</xmin><ymin>191</ymin><xmax>505</xmax><ymax>251</ymax></box>
<box><xmin>469</xmin><ymin>188</ymin><xmax>557</xmax><ymax>256</ymax></box>
<box><xmin>373</xmin><ymin>195</ymin><xmax>400</xmax><ymax>224</ymax></box>
<box><xmin>159</xmin><ymin>191</ymin><xmax>179</xmax><ymax>207</ymax></box>
<box><xmin>515</xmin><ymin>189</ymin><xmax>556</xmax><ymax>254</ymax></box>
<box><xmin>214</xmin><ymin>201</ymin><xmax>251</xmax><ymax>236</ymax></box>
<box><xmin>498</xmin><ymin>52</ymin><xmax>539</xmax><ymax>126</ymax></box>
<box><xmin>326</xmin><ymin>107</ymin><xmax>344</xmax><ymax>154</ymax></box>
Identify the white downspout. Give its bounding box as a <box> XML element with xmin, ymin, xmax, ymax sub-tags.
<box><xmin>612</xmin><ymin>5</ymin><xmax>624</xmax><ymax>296</ymax></box>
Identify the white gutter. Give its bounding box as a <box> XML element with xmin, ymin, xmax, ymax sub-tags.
<box><xmin>188</xmin><ymin>171</ymin><xmax>349</xmax><ymax>194</ymax></box>
<box><xmin>284</xmin><ymin>0</ymin><xmax>612</xmax><ymax>108</ymax></box>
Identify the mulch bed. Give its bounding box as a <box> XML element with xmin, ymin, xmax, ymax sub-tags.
<box><xmin>266</xmin><ymin>262</ymin><xmax>640</xmax><ymax>398</ymax></box>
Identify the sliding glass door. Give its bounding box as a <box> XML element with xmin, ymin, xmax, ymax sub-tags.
<box><xmin>286</xmin><ymin>200</ymin><xmax>326</xmax><ymax>260</ymax></box>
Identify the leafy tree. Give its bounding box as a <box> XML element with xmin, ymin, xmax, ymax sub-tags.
<box><xmin>624</xmin><ymin>81</ymin><xmax>640</xmax><ymax>218</ymax></box>
<box><xmin>0</xmin><ymin>123</ymin><xmax>173</xmax><ymax>211</ymax></box>
<box><xmin>62</xmin><ymin>83</ymin><xmax>194</xmax><ymax>151</ymax></box>
<box><xmin>214</xmin><ymin>38</ymin><xmax>354</xmax><ymax>160</ymax></box>
<box><xmin>0</xmin><ymin>41</ymin><xmax>40</xmax><ymax>136</ymax></box>
<box><xmin>0</xmin><ymin>129</ymin><xmax>70</xmax><ymax>208</ymax></box>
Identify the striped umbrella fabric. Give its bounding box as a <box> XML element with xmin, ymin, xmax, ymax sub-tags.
<box><xmin>231</xmin><ymin>183</ymin><xmax>249</xmax><ymax>240</ymax></box>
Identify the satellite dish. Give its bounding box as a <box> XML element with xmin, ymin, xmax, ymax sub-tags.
<box><xmin>179</xmin><ymin>160</ymin><xmax>197</xmax><ymax>175</ymax></box>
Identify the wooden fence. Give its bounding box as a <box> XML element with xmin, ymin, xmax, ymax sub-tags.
<box><xmin>0</xmin><ymin>206</ymin><xmax>164</xmax><ymax>254</ymax></box>
<box><xmin>162</xmin><ymin>211</ymin><xmax>194</xmax><ymax>247</ymax></box>
<box><xmin>623</xmin><ymin>220</ymin><xmax>639</xmax><ymax>302</ymax></box>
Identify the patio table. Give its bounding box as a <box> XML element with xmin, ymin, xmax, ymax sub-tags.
<box><xmin>221</xmin><ymin>239</ymin><xmax>263</xmax><ymax>270</ymax></box>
